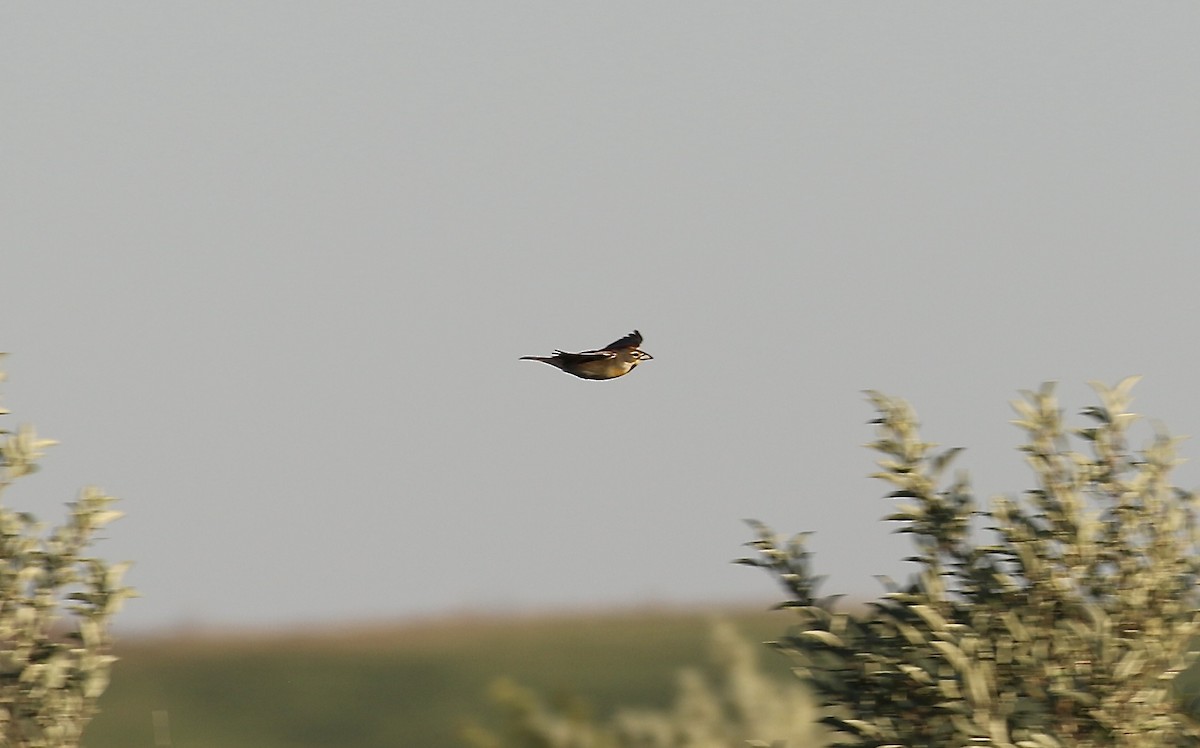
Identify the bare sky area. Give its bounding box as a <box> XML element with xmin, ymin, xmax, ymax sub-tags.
<box><xmin>4</xmin><ymin>4</ymin><xmax>1200</xmax><ymax>631</ymax></box>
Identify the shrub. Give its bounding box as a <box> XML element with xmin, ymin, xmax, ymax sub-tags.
<box><xmin>741</xmin><ymin>379</ymin><xmax>1200</xmax><ymax>747</ymax></box>
<box><xmin>463</xmin><ymin>621</ymin><xmax>823</xmax><ymax>748</ymax></box>
<box><xmin>469</xmin><ymin>379</ymin><xmax>1200</xmax><ymax>747</ymax></box>
<box><xmin>0</xmin><ymin>355</ymin><xmax>135</xmax><ymax>747</ymax></box>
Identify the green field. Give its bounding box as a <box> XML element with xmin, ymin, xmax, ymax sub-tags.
<box><xmin>85</xmin><ymin>606</ymin><xmax>794</xmax><ymax>748</ymax></box>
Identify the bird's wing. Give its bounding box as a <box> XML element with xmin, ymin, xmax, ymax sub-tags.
<box><xmin>603</xmin><ymin>330</ymin><xmax>642</xmax><ymax>351</ymax></box>
<box><xmin>554</xmin><ymin>349</ymin><xmax>616</xmax><ymax>364</ymax></box>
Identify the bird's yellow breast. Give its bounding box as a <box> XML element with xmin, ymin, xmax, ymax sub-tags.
<box><xmin>574</xmin><ymin>358</ymin><xmax>635</xmax><ymax>380</ymax></box>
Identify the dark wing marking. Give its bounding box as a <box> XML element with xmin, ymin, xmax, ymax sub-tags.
<box><xmin>554</xmin><ymin>349</ymin><xmax>616</xmax><ymax>364</ymax></box>
<box><xmin>603</xmin><ymin>330</ymin><xmax>642</xmax><ymax>351</ymax></box>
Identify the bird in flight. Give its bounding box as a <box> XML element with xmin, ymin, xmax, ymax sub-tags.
<box><xmin>520</xmin><ymin>330</ymin><xmax>653</xmax><ymax>380</ymax></box>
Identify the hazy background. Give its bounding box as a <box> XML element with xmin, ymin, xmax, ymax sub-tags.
<box><xmin>3</xmin><ymin>4</ymin><xmax>1199</xmax><ymax>632</ymax></box>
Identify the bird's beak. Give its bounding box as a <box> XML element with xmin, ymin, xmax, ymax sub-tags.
<box><xmin>638</xmin><ymin>351</ymin><xmax>654</xmax><ymax>360</ymax></box>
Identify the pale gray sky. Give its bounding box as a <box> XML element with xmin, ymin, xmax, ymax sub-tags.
<box><xmin>4</xmin><ymin>4</ymin><xmax>1200</xmax><ymax>630</ymax></box>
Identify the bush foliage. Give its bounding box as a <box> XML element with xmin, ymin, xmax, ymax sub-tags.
<box><xmin>742</xmin><ymin>379</ymin><xmax>1200</xmax><ymax>747</ymax></box>
<box><xmin>463</xmin><ymin>621</ymin><xmax>823</xmax><ymax>748</ymax></box>
<box><xmin>476</xmin><ymin>379</ymin><xmax>1200</xmax><ymax>748</ymax></box>
<box><xmin>0</xmin><ymin>356</ymin><xmax>134</xmax><ymax>747</ymax></box>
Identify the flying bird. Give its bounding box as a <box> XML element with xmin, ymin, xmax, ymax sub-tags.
<box><xmin>520</xmin><ymin>330</ymin><xmax>653</xmax><ymax>380</ymax></box>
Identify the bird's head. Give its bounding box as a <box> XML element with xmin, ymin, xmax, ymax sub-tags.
<box><xmin>623</xmin><ymin>349</ymin><xmax>653</xmax><ymax>369</ymax></box>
